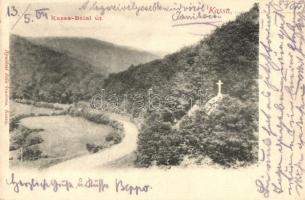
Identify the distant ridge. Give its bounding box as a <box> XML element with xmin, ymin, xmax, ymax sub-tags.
<box><xmin>10</xmin><ymin>34</ymin><xmax>105</xmax><ymax>103</ymax></box>
<box><xmin>27</xmin><ymin>36</ymin><xmax>159</xmax><ymax>74</ymax></box>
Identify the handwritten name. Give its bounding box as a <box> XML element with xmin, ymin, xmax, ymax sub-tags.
<box><xmin>6</xmin><ymin>173</ymin><xmax>152</xmax><ymax>195</ymax></box>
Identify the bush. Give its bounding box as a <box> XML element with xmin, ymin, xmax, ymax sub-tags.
<box><xmin>10</xmin><ymin>126</ymin><xmax>32</xmax><ymax>149</ymax></box>
<box><xmin>136</xmin><ymin>120</ymin><xmax>184</xmax><ymax>167</ymax></box>
<box><xmin>86</xmin><ymin>143</ymin><xmax>105</xmax><ymax>153</ymax></box>
<box><xmin>18</xmin><ymin>146</ymin><xmax>42</xmax><ymax>161</ymax></box>
<box><xmin>36</xmin><ymin>113</ymin><xmax>50</xmax><ymax>117</ymax></box>
<box><xmin>181</xmin><ymin>96</ymin><xmax>258</xmax><ymax>167</ymax></box>
<box><xmin>105</xmin><ymin>131</ymin><xmax>123</xmax><ymax>144</ymax></box>
<box><xmin>26</xmin><ymin>135</ymin><xmax>44</xmax><ymax>146</ymax></box>
<box><xmin>10</xmin><ymin>126</ymin><xmax>44</xmax><ymax>151</ymax></box>
<box><xmin>136</xmin><ymin>96</ymin><xmax>258</xmax><ymax>167</ymax></box>
<box><xmin>9</xmin><ymin>144</ymin><xmax>19</xmax><ymax>151</ymax></box>
<box><xmin>105</xmin><ymin>134</ymin><xmax>114</xmax><ymax>142</ymax></box>
<box><xmin>86</xmin><ymin>143</ymin><xmax>99</xmax><ymax>153</ymax></box>
<box><xmin>66</xmin><ymin>106</ymin><xmax>112</xmax><ymax>126</ymax></box>
<box><xmin>14</xmin><ymin>99</ymin><xmax>65</xmax><ymax>110</ymax></box>
<box><xmin>10</xmin><ymin>113</ymin><xmax>35</xmax><ymax>131</ymax></box>
<box><xmin>67</xmin><ymin>105</ymin><xmax>125</xmax><ymax>146</ymax></box>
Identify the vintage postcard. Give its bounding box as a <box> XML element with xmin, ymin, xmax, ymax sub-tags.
<box><xmin>0</xmin><ymin>0</ymin><xmax>304</xmax><ymax>199</ymax></box>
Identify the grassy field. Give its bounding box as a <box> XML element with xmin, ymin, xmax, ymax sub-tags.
<box><xmin>10</xmin><ymin>101</ymin><xmax>114</xmax><ymax>169</ymax></box>
<box><xmin>20</xmin><ymin>115</ymin><xmax>112</xmax><ymax>157</ymax></box>
<box><xmin>10</xmin><ymin>101</ymin><xmax>63</xmax><ymax>118</ymax></box>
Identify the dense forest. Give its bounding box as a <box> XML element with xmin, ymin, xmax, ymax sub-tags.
<box><xmin>103</xmin><ymin>4</ymin><xmax>259</xmax><ymax>167</ymax></box>
<box><xmin>103</xmin><ymin>4</ymin><xmax>258</xmax><ymax>112</ymax></box>
<box><xmin>10</xmin><ymin>35</ymin><xmax>157</xmax><ymax>103</ymax></box>
<box><xmin>10</xmin><ymin>35</ymin><xmax>105</xmax><ymax>103</ymax></box>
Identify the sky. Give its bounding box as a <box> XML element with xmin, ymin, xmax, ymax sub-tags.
<box><xmin>10</xmin><ymin>0</ymin><xmax>258</xmax><ymax>55</ymax></box>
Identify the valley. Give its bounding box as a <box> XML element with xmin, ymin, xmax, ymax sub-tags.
<box><xmin>9</xmin><ymin>4</ymin><xmax>259</xmax><ymax>169</ymax></box>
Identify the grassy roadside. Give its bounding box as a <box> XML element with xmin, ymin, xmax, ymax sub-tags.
<box><xmin>9</xmin><ymin>100</ymin><xmax>124</xmax><ymax>169</ymax></box>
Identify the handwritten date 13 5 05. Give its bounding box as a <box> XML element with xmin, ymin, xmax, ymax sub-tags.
<box><xmin>7</xmin><ymin>5</ymin><xmax>49</xmax><ymax>26</ymax></box>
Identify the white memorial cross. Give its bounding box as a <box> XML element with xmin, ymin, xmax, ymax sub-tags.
<box><xmin>217</xmin><ymin>80</ymin><xmax>223</xmax><ymax>97</ymax></box>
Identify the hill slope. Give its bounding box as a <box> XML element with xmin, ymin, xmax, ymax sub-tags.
<box><xmin>28</xmin><ymin>37</ymin><xmax>159</xmax><ymax>74</ymax></box>
<box><xmin>103</xmin><ymin>4</ymin><xmax>258</xmax><ymax>115</ymax></box>
<box><xmin>102</xmin><ymin>4</ymin><xmax>259</xmax><ymax>167</ymax></box>
<box><xmin>10</xmin><ymin>35</ymin><xmax>105</xmax><ymax>103</ymax></box>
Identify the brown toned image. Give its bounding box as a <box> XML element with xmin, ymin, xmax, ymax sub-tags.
<box><xmin>0</xmin><ymin>0</ymin><xmax>304</xmax><ymax>200</ymax></box>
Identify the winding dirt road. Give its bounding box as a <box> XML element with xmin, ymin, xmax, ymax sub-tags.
<box><xmin>46</xmin><ymin>113</ymin><xmax>138</xmax><ymax>171</ymax></box>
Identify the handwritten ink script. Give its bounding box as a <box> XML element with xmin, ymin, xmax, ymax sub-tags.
<box><xmin>7</xmin><ymin>4</ymin><xmax>49</xmax><ymax>30</ymax></box>
<box><xmin>257</xmin><ymin>0</ymin><xmax>305</xmax><ymax>198</ymax></box>
<box><xmin>6</xmin><ymin>173</ymin><xmax>152</xmax><ymax>195</ymax></box>
<box><xmin>6</xmin><ymin>1</ymin><xmax>232</xmax><ymax>28</ymax></box>
<box><xmin>78</xmin><ymin>0</ymin><xmax>231</xmax><ymax>27</ymax></box>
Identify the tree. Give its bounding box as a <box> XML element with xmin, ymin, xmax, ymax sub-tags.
<box><xmin>191</xmin><ymin>96</ymin><xmax>258</xmax><ymax>166</ymax></box>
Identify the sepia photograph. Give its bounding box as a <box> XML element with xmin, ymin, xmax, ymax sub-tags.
<box><xmin>7</xmin><ymin>1</ymin><xmax>259</xmax><ymax>171</ymax></box>
<box><xmin>1</xmin><ymin>0</ymin><xmax>305</xmax><ymax>199</ymax></box>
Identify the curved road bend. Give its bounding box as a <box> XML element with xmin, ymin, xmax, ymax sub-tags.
<box><xmin>46</xmin><ymin>114</ymin><xmax>138</xmax><ymax>171</ymax></box>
